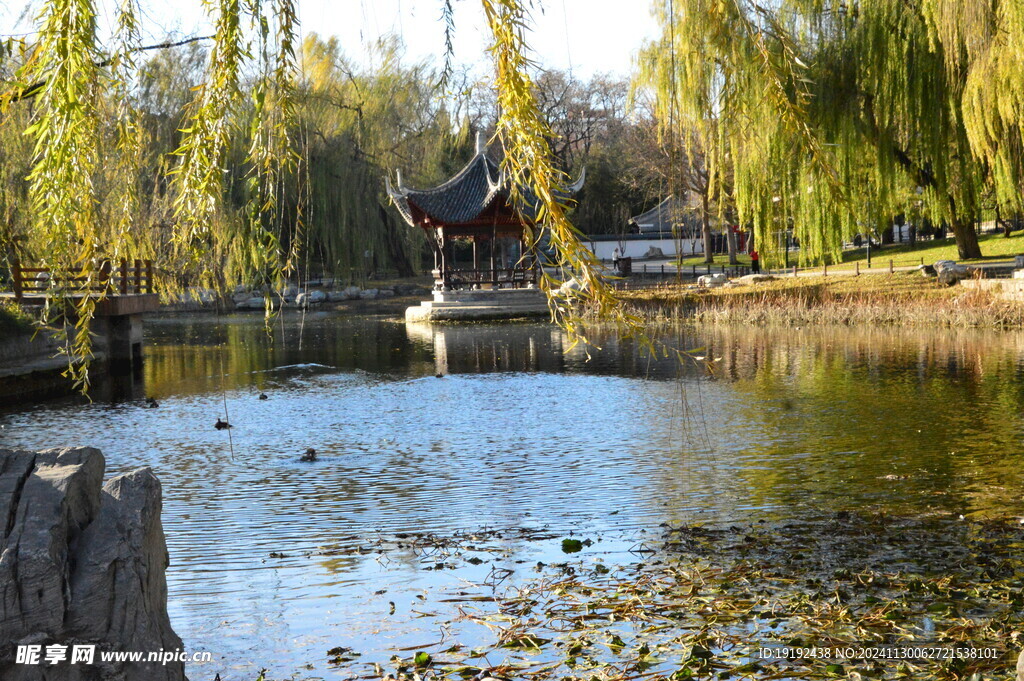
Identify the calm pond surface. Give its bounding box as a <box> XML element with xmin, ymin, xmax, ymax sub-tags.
<box><xmin>2</xmin><ymin>312</ymin><xmax>1024</xmax><ymax>679</ymax></box>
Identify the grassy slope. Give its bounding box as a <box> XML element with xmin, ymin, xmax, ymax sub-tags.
<box><xmin>675</xmin><ymin>231</ymin><xmax>1024</xmax><ymax>271</ymax></box>
<box><xmin>829</xmin><ymin>231</ymin><xmax>1024</xmax><ymax>270</ymax></box>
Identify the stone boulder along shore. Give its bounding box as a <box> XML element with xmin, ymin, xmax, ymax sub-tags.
<box><xmin>0</xmin><ymin>447</ymin><xmax>185</xmax><ymax>681</ymax></box>
<box><xmin>933</xmin><ymin>260</ymin><xmax>977</xmax><ymax>286</ymax></box>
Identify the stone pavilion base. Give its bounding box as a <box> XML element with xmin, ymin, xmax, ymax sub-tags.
<box><xmin>405</xmin><ymin>288</ymin><xmax>550</xmax><ymax>322</ymax></box>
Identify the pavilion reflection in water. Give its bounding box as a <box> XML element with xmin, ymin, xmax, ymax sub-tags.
<box><xmin>406</xmin><ymin>322</ymin><xmax>570</xmax><ymax>375</ymax></box>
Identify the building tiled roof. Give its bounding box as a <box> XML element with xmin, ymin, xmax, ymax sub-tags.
<box><xmin>387</xmin><ymin>147</ymin><xmax>584</xmax><ymax>228</ymax></box>
<box><xmin>628</xmin><ymin>195</ymin><xmax>702</xmax><ymax>236</ymax></box>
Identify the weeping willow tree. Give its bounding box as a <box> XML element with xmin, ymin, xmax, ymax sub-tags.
<box><xmin>0</xmin><ymin>0</ymin><xmax>635</xmax><ymax>391</ymax></box>
<box><xmin>0</xmin><ymin>43</ymin><xmax>34</xmax><ymax>264</ymax></box>
<box><xmin>0</xmin><ymin>0</ymin><xmax>305</xmax><ymax>391</ymax></box>
<box><xmin>291</xmin><ymin>34</ymin><xmax>474</xmax><ymax>281</ymax></box>
<box><xmin>635</xmin><ymin>0</ymin><xmax>1024</xmax><ymax>266</ymax></box>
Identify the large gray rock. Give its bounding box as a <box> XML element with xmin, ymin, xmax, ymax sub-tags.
<box><xmin>235</xmin><ymin>296</ymin><xmax>266</xmax><ymax>310</ymax></box>
<box><xmin>934</xmin><ymin>260</ymin><xmax>976</xmax><ymax>286</ymax></box>
<box><xmin>296</xmin><ymin>290</ymin><xmax>327</xmax><ymax>308</ymax></box>
<box><xmin>392</xmin><ymin>283</ymin><xmax>426</xmax><ymax>297</ymax></box>
<box><xmin>1017</xmin><ymin>648</ymin><xmax>1024</xmax><ymax>681</ymax></box>
<box><xmin>0</xmin><ymin>448</ymin><xmax>185</xmax><ymax>681</ymax></box>
<box><xmin>179</xmin><ymin>288</ymin><xmax>216</xmax><ymax>306</ymax></box>
<box><xmin>0</xmin><ymin>448</ymin><xmax>104</xmax><ymax>639</ymax></box>
<box><xmin>697</xmin><ymin>273</ymin><xmax>729</xmax><ymax>288</ymax></box>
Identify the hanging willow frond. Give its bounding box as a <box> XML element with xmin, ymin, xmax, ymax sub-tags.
<box><xmin>13</xmin><ymin>0</ymin><xmax>307</xmax><ymax>392</ymax></box>
<box><xmin>956</xmin><ymin>0</ymin><xmax>1024</xmax><ymax>213</ymax></box>
<box><xmin>480</xmin><ymin>0</ymin><xmax>648</xmax><ymax>349</ymax></box>
<box><xmin>273</xmin><ymin>0</ymin><xmax>305</xmax><ymax>280</ymax></box>
<box><xmin>109</xmin><ymin>0</ymin><xmax>145</xmax><ymax>260</ymax></box>
<box><xmin>437</xmin><ymin>0</ymin><xmax>457</xmax><ymax>89</ymax></box>
<box><xmin>22</xmin><ymin>0</ymin><xmax>102</xmax><ymax>393</ymax></box>
<box><xmin>233</xmin><ymin>0</ymin><xmax>296</xmax><ymax>311</ymax></box>
<box><xmin>171</xmin><ymin>0</ymin><xmax>247</xmax><ymax>284</ymax></box>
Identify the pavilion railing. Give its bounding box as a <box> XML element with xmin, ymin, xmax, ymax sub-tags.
<box><xmin>11</xmin><ymin>258</ymin><xmax>155</xmax><ymax>301</ymax></box>
<box><xmin>443</xmin><ymin>266</ymin><xmax>538</xmax><ymax>289</ymax></box>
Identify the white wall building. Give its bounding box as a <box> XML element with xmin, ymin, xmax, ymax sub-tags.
<box><xmin>584</xmin><ymin>235</ymin><xmax>702</xmax><ymax>261</ymax></box>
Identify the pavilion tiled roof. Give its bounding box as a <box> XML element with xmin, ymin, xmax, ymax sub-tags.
<box><xmin>387</xmin><ymin>146</ymin><xmax>584</xmax><ymax>228</ymax></box>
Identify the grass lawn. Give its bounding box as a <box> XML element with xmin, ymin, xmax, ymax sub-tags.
<box><xmin>675</xmin><ymin>232</ymin><xmax>1024</xmax><ymax>271</ymax></box>
<box><xmin>676</xmin><ymin>253</ymin><xmax>753</xmax><ymax>267</ymax></box>
<box><xmin>816</xmin><ymin>231</ymin><xmax>1024</xmax><ymax>271</ymax></box>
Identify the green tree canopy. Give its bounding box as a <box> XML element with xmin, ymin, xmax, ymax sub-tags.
<box><xmin>636</xmin><ymin>0</ymin><xmax>1024</xmax><ymax>265</ymax></box>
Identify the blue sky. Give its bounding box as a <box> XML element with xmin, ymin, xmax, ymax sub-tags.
<box><xmin>4</xmin><ymin>0</ymin><xmax>660</xmax><ymax>79</ymax></box>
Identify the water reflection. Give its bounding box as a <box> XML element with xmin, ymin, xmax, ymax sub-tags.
<box><xmin>1</xmin><ymin>314</ymin><xmax>1024</xmax><ymax>679</ymax></box>
<box><xmin>406</xmin><ymin>322</ymin><xmax>569</xmax><ymax>375</ymax></box>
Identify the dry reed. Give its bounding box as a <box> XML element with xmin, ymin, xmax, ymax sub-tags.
<box><xmin>614</xmin><ymin>275</ymin><xmax>1024</xmax><ymax>328</ymax></box>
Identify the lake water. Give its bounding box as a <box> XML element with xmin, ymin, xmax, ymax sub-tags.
<box><xmin>2</xmin><ymin>313</ymin><xmax>1024</xmax><ymax>680</ymax></box>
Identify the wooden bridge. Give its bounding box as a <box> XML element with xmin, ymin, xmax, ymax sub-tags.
<box><xmin>9</xmin><ymin>258</ymin><xmax>158</xmax><ymax>315</ymax></box>
<box><xmin>4</xmin><ymin>258</ymin><xmax>160</xmax><ymax>373</ymax></box>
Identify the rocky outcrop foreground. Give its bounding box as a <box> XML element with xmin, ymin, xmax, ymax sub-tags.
<box><xmin>0</xmin><ymin>447</ymin><xmax>185</xmax><ymax>681</ymax></box>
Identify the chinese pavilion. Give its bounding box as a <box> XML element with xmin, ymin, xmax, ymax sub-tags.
<box><xmin>387</xmin><ymin>138</ymin><xmax>585</xmax><ymax>290</ymax></box>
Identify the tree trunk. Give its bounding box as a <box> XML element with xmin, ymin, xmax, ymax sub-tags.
<box><xmin>945</xmin><ymin>194</ymin><xmax>982</xmax><ymax>259</ymax></box>
<box><xmin>997</xmin><ymin>205</ymin><xmax>1012</xmax><ymax>238</ymax></box>
<box><xmin>701</xmin><ymin>193</ymin><xmax>713</xmax><ymax>264</ymax></box>
<box><xmin>726</xmin><ymin>227</ymin><xmax>738</xmax><ymax>265</ymax></box>
<box><xmin>951</xmin><ymin>217</ymin><xmax>983</xmax><ymax>259</ymax></box>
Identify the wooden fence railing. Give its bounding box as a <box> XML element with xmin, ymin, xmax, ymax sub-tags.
<box><xmin>11</xmin><ymin>259</ymin><xmax>154</xmax><ymax>300</ymax></box>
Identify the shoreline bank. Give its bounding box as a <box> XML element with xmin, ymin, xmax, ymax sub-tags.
<box><xmin>614</xmin><ymin>273</ymin><xmax>1024</xmax><ymax>328</ymax></box>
